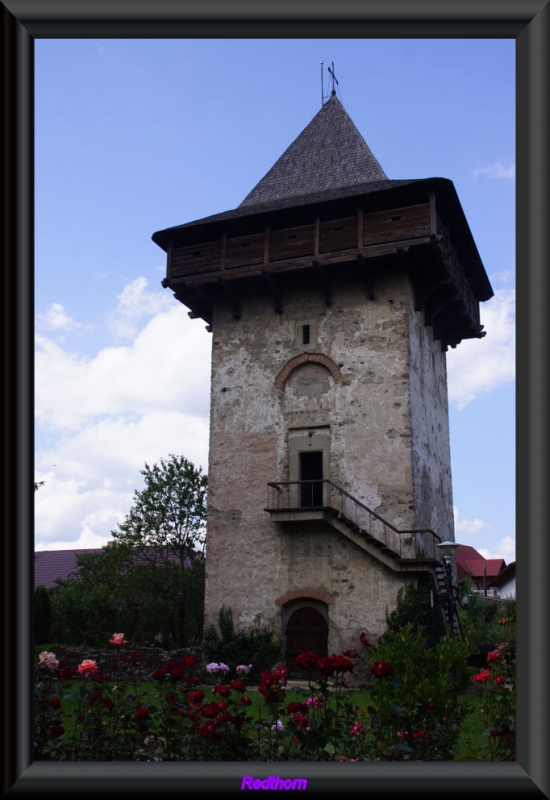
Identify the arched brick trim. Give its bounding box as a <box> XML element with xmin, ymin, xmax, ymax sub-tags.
<box><xmin>275</xmin><ymin>353</ymin><xmax>343</xmax><ymax>392</ymax></box>
<box><xmin>276</xmin><ymin>588</ymin><xmax>335</xmax><ymax>607</ymax></box>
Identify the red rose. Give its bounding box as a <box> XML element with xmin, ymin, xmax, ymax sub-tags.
<box><xmin>295</xmin><ymin>651</ymin><xmax>320</xmax><ymax>670</ymax></box>
<box><xmin>59</xmin><ymin>666</ymin><xmax>75</xmax><ymax>679</ymax></box>
<box><xmin>286</xmin><ymin>701</ymin><xmax>308</xmax><ymax>714</ymax></box>
<box><xmin>181</xmin><ymin>655</ymin><xmax>198</xmax><ymax>668</ymax></box>
<box><xmin>212</xmin><ymin>683</ymin><xmax>232</xmax><ymax>697</ymax></box>
<box><xmin>370</xmin><ymin>661</ymin><xmax>394</xmax><ymax>679</ymax></box>
<box><xmin>169</xmin><ymin>667</ymin><xmax>184</xmax><ymax>680</ymax></box>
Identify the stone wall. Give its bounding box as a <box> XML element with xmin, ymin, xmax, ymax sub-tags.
<box><xmin>203</xmin><ymin>267</ymin><xmax>452</xmax><ymax>654</ymax></box>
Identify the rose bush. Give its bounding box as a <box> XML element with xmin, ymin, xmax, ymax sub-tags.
<box><xmin>34</xmin><ymin>629</ymin><xmax>496</xmax><ymax>762</ymax></box>
<box><xmin>357</xmin><ymin>623</ymin><xmax>472</xmax><ymax>760</ymax></box>
<box><xmin>473</xmin><ymin>615</ymin><xmax>515</xmax><ymax>760</ymax></box>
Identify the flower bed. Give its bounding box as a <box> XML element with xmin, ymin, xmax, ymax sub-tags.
<box><xmin>34</xmin><ymin>624</ymin><xmax>514</xmax><ymax>762</ymax></box>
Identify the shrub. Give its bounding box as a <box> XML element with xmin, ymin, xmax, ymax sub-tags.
<box><xmin>385</xmin><ymin>577</ymin><xmax>446</xmax><ymax>647</ymax></box>
<box><xmin>359</xmin><ymin>623</ymin><xmax>472</xmax><ymax>760</ymax></box>
<box><xmin>473</xmin><ymin>615</ymin><xmax>515</xmax><ymax>760</ymax></box>
<box><xmin>202</xmin><ymin>606</ymin><xmax>283</xmax><ymax>684</ymax></box>
<box><xmin>34</xmin><ymin>585</ymin><xmax>52</xmax><ymax>645</ymax></box>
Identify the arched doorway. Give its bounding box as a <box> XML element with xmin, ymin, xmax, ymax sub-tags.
<box><xmin>285</xmin><ymin>606</ymin><xmax>328</xmax><ymax>674</ymax></box>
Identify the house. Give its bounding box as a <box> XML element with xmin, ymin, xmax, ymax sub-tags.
<box><xmin>455</xmin><ymin>544</ymin><xmax>507</xmax><ymax>597</ymax></box>
<box><xmin>489</xmin><ymin>560</ymin><xmax>516</xmax><ymax>599</ymax></box>
<box><xmin>34</xmin><ymin>548</ymin><xmax>99</xmax><ymax>593</ymax></box>
<box><xmin>34</xmin><ymin>546</ymin><xmax>198</xmax><ymax>593</ymax></box>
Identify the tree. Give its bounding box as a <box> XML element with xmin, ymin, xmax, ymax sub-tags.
<box><xmin>111</xmin><ymin>454</ymin><xmax>207</xmax><ymax>569</ymax></box>
<box><xmin>50</xmin><ymin>456</ymin><xmax>207</xmax><ymax>648</ymax></box>
<box><xmin>385</xmin><ymin>577</ymin><xmax>447</xmax><ymax>648</ymax></box>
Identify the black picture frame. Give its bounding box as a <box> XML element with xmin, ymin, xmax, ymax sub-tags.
<box><xmin>3</xmin><ymin>1</ymin><xmax>548</xmax><ymax>796</ymax></box>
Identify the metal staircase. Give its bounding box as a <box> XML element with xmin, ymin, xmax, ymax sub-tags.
<box><xmin>266</xmin><ymin>478</ymin><xmax>463</xmax><ymax>637</ymax></box>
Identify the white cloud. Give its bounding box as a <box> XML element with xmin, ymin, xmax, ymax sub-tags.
<box><xmin>35</xmin><ymin>411</ymin><xmax>210</xmax><ymax>549</ymax></box>
<box><xmin>454</xmin><ymin>507</ymin><xmax>492</xmax><ymax>537</ymax></box>
<box><xmin>447</xmin><ymin>287</ymin><xmax>515</xmax><ymax>408</ymax></box>
<box><xmin>36</xmin><ymin>299</ymin><xmax>211</xmax><ymax>431</ymax></box>
<box><xmin>108</xmin><ymin>277</ymin><xmax>173</xmax><ymax>341</ymax></box>
<box><xmin>478</xmin><ymin>536</ymin><xmax>515</xmax><ymax>562</ymax></box>
<box><xmin>474</xmin><ymin>162</ymin><xmax>515</xmax><ymax>180</ymax></box>
<box><xmin>35</xmin><ymin>280</ymin><xmax>211</xmax><ymax>549</ymax></box>
<box><xmin>37</xmin><ymin>303</ymin><xmax>90</xmax><ymax>334</ymax></box>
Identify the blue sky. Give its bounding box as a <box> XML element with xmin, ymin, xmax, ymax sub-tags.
<box><xmin>34</xmin><ymin>38</ymin><xmax>515</xmax><ymax>562</ymax></box>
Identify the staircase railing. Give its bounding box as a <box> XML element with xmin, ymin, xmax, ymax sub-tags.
<box><xmin>266</xmin><ymin>479</ymin><xmax>443</xmax><ymax>560</ymax></box>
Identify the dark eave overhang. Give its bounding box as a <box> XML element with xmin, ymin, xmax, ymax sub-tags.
<box><xmin>152</xmin><ymin>177</ymin><xmax>493</xmax><ymax>303</ymax></box>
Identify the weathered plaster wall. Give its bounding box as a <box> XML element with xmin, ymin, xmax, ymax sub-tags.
<box><xmin>204</xmin><ymin>269</ymin><xmax>449</xmax><ymax>647</ymax></box>
<box><xmin>406</xmin><ymin>282</ymin><xmax>455</xmax><ymax>543</ymax></box>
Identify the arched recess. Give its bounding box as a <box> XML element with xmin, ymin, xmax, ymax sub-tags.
<box><xmin>275</xmin><ymin>353</ymin><xmax>343</xmax><ymax>392</ymax></box>
<box><xmin>283</xmin><ymin>601</ymin><xmax>329</xmax><ymax>674</ymax></box>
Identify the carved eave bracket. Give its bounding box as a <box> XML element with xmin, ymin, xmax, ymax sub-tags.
<box><xmin>356</xmin><ymin>253</ymin><xmax>375</xmax><ymax>300</ymax></box>
<box><xmin>262</xmin><ymin>268</ymin><xmax>283</xmax><ymax>314</ymax></box>
<box><xmin>313</xmin><ymin>260</ymin><xmax>332</xmax><ymax>307</ymax></box>
<box><xmin>218</xmin><ymin>276</ymin><xmax>241</xmax><ymax>320</ymax></box>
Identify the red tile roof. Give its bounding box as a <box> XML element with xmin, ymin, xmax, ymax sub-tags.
<box><xmin>34</xmin><ymin>549</ymin><xmax>98</xmax><ymax>592</ymax></box>
<box><xmin>455</xmin><ymin>544</ymin><xmax>506</xmax><ymax>581</ymax></box>
<box><xmin>34</xmin><ymin>547</ymin><xmax>198</xmax><ymax>592</ymax></box>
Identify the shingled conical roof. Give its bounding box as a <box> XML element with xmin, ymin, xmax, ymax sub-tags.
<box><xmin>239</xmin><ymin>93</ymin><xmax>387</xmax><ymax>208</ymax></box>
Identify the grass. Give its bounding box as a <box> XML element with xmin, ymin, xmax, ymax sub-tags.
<box><xmin>453</xmin><ymin>695</ymin><xmax>489</xmax><ymax>761</ymax></box>
<box><xmin>49</xmin><ymin>675</ymin><xmax>488</xmax><ymax>760</ymax></box>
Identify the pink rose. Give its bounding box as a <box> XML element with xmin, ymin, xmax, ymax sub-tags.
<box><xmin>109</xmin><ymin>633</ymin><xmax>128</xmax><ymax>646</ymax></box>
<box><xmin>39</xmin><ymin>651</ymin><xmax>59</xmax><ymax>671</ymax></box>
<box><xmin>77</xmin><ymin>659</ymin><xmax>99</xmax><ymax>676</ymax></box>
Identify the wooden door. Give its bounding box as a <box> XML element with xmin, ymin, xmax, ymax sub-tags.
<box><xmin>285</xmin><ymin>606</ymin><xmax>328</xmax><ymax>674</ymax></box>
<box><xmin>299</xmin><ymin>451</ymin><xmax>324</xmax><ymax>507</ymax></box>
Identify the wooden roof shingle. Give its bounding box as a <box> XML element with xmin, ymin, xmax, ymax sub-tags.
<box><xmin>239</xmin><ymin>93</ymin><xmax>387</xmax><ymax>207</ymax></box>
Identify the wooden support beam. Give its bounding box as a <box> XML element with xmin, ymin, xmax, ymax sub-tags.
<box><xmin>218</xmin><ymin>276</ymin><xmax>241</xmax><ymax>320</ymax></box>
<box><xmin>184</xmin><ymin>280</ymin><xmax>212</xmax><ymax>308</ymax></box>
<box><xmin>263</xmin><ymin>224</ymin><xmax>270</xmax><ymax>265</ymax></box>
<box><xmin>313</xmin><ymin>260</ymin><xmax>332</xmax><ymax>307</ymax></box>
<box><xmin>172</xmin><ymin>289</ymin><xmax>212</xmax><ymax>326</ymax></box>
<box><xmin>261</xmin><ymin>268</ymin><xmax>283</xmax><ymax>314</ymax></box>
<box><xmin>423</xmin><ymin>283</ymin><xmax>456</xmax><ymax>325</ymax></box>
<box><xmin>356</xmin><ymin>253</ymin><xmax>375</xmax><ymax>300</ymax></box>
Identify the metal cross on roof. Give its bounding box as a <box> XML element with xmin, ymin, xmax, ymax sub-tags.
<box><xmin>328</xmin><ymin>61</ymin><xmax>339</xmax><ymax>95</ymax></box>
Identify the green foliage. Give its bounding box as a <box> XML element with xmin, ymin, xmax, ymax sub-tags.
<box><xmin>385</xmin><ymin>577</ymin><xmax>446</xmax><ymax>647</ymax></box>
<box><xmin>111</xmin><ymin>454</ymin><xmax>207</xmax><ymax>566</ymax></box>
<box><xmin>50</xmin><ymin>549</ymin><xmax>205</xmax><ymax>648</ymax></box>
<box><xmin>49</xmin><ymin>455</ymin><xmax>207</xmax><ymax>648</ymax></box>
<box><xmin>202</xmin><ymin>606</ymin><xmax>283</xmax><ymax>684</ymax></box>
<box><xmin>458</xmin><ymin>583</ymin><xmax>516</xmax><ymax>651</ymax></box>
<box><xmin>35</xmin><ymin>640</ymin><xmax>489</xmax><ymax>762</ymax></box>
<box><xmin>472</xmin><ymin>615</ymin><xmax>516</xmax><ymax>760</ymax></box>
<box><xmin>361</xmin><ymin>624</ymin><xmax>472</xmax><ymax>760</ymax></box>
<box><xmin>34</xmin><ymin>585</ymin><xmax>52</xmax><ymax>644</ymax></box>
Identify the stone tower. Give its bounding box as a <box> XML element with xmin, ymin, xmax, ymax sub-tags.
<box><xmin>152</xmin><ymin>93</ymin><xmax>493</xmax><ymax>660</ymax></box>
